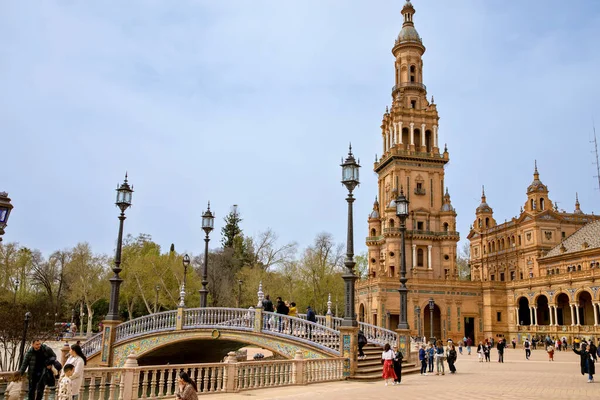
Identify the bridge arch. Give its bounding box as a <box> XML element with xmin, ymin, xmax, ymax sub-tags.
<box><xmin>95</xmin><ymin>328</ymin><xmax>334</xmax><ymax>367</ymax></box>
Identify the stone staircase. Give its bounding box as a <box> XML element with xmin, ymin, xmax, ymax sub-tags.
<box><xmin>353</xmin><ymin>343</ymin><xmax>421</xmax><ymax>380</ymax></box>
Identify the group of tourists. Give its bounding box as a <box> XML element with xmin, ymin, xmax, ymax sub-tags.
<box><xmin>260</xmin><ymin>294</ymin><xmax>317</xmax><ymax>337</ymax></box>
<box><xmin>10</xmin><ymin>339</ymin><xmax>87</xmax><ymax>400</ymax></box>
<box><xmin>381</xmin><ymin>343</ymin><xmax>404</xmax><ymax>385</ymax></box>
<box><xmin>416</xmin><ymin>340</ymin><xmax>458</xmax><ymax>378</ymax></box>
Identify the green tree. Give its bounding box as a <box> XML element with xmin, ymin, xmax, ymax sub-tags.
<box><xmin>355</xmin><ymin>251</ymin><xmax>368</xmax><ymax>280</ymax></box>
<box><xmin>221</xmin><ymin>205</ymin><xmax>242</xmax><ymax>248</ymax></box>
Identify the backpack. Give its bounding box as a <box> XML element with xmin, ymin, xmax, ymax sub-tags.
<box><xmin>358</xmin><ymin>333</ymin><xmax>367</xmax><ymax>345</ymax></box>
<box><xmin>525</xmin><ymin>341</ymin><xmax>530</xmax><ymax>349</ymax></box>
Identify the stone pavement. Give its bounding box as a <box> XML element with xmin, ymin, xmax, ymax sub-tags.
<box><xmin>212</xmin><ymin>348</ymin><xmax>597</xmax><ymax>400</ymax></box>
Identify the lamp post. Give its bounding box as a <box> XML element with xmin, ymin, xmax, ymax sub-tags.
<box><xmin>11</xmin><ymin>278</ymin><xmax>19</xmax><ymax>305</ymax></box>
<box><xmin>416</xmin><ymin>306</ymin><xmax>421</xmax><ymax>338</ymax></box>
<box><xmin>0</xmin><ymin>192</ymin><xmax>14</xmax><ymax>242</ymax></box>
<box><xmin>18</xmin><ymin>312</ymin><xmax>31</xmax><ymax>370</ymax></box>
<box><xmin>200</xmin><ymin>202</ymin><xmax>214</xmax><ymax>308</ymax></box>
<box><xmin>428</xmin><ymin>298</ymin><xmax>435</xmax><ymax>343</ymax></box>
<box><xmin>180</xmin><ymin>254</ymin><xmax>190</xmax><ymax>308</ymax></box>
<box><xmin>106</xmin><ymin>174</ymin><xmax>133</xmax><ymax>321</ymax></box>
<box><xmin>237</xmin><ymin>280</ymin><xmax>243</xmax><ymax>308</ymax></box>
<box><xmin>340</xmin><ymin>144</ymin><xmax>360</xmax><ymax>327</ymax></box>
<box><xmin>395</xmin><ymin>187</ymin><xmax>410</xmax><ymax>330</ymax></box>
<box><xmin>154</xmin><ymin>285</ymin><xmax>160</xmax><ymax>314</ymax></box>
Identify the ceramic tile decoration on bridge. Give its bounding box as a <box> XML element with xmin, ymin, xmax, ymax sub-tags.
<box><xmin>84</xmin><ymin>282</ymin><xmax>408</xmax><ymax>371</ymax></box>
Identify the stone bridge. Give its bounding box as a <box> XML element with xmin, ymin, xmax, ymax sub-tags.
<box><xmin>82</xmin><ymin>307</ymin><xmax>402</xmax><ymax>371</ymax></box>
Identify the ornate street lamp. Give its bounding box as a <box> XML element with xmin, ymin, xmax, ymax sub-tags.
<box><xmin>237</xmin><ymin>280</ymin><xmax>243</xmax><ymax>308</ymax></box>
<box><xmin>428</xmin><ymin>298</ymin><xmax>435</xmax><ymax>343</ymax></box>
<box><xmin>200</xmin><ymin>202</ymin><xmax>214</xmax><ymax>308</ymax></box>
<box><xmin>395</xmin><ymin>187</ymin><xmax>410</xmax><ymax>330</ymax></box>
<box><xmin>0</xmin><ymin>192</ymin><xmax>14</xmax><ymax>242</ymax></box>
<box><xmin>11</xmin><ymin>278</ymin><xmax>19</xmax><ymax>305</ymax></box>
<box><xmin>106</xmin><ymin>174</ymin><xmax>133</xmax><ymax>321</ymax></box>
<box><xmin>179</xmin><ymin>254</ymin><xmax>191</xmax><ymax>307</ymax></box>
<box><xmin>340</xmin><ymin>144</ymin><xmax>360</xmax><ymax>327</ymax></box>
<box><xmin>18</xmin><ymin>312</ymin><xmax>32</xmax><ymax>370</ymax></box>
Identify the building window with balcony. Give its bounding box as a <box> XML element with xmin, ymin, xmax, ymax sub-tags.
<box><xmin>490</xmin><ymin>274</ymin><xmax>495</xmax><ymax>281</ymax></box>
<box><xmin>411</xmin><ymin>100</ymin><xmax>416</xmax><ymax>109</ymax></box>
<box><xmin>500</xmin><ymin>272</ymin><xmax>505</xmax><ymax>281</ymax></box>
<box><xmin>417</xmin><ymin>221</ymin><xmax>424</xmax><ymax>231</ymax></box>
<box><xmin>410</xmin><ymin>65</ymin><xmax>416</xmax><ymax>82</ymax></box>
<box><xmin>389</xmin><ymin>219</ymin><xmax>395</xmax><ymax>228</ymax></box>
<box><xmin>443</xmin><ymin>222</ymin><xmax>449</xmax><ymax>232</ymax></box>
<box><xmin>417</xmin><ymin>248</ymin><xmax>424</xmax><ymax>267</ymax></box>
<box><xmin>510</xmin><ymin>271</ymin><xmax>515</xmax><ymax>281</ymax></box>
<box><xmin>414</xmin><ymin>182</ymin><xmax>425</xmax><ymax>195</ymax></box>
<box><xmin>370</xmin><ymin>228</ymin><xmax>376</xmax><ymax>236</ymax></box>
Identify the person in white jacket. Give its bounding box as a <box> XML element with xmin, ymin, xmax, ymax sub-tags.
<box><xmin>60</xmin><ymin>344</ymin><xmax>87</xmax><ymax>399</ymax></box>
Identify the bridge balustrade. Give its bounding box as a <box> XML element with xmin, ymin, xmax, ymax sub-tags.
<box><xmin>0</xmin><ymin>352</ymin><xmax>345</xmax><ymax>399</ymax></box>
<box><xmin>81</xmin><ymin>332</ymin><xmax>103</xmax><ymax>357</ymax></box>
<box><xmin>261</xmin><ymin>312</ymin><xmax>340</xmax><ymax>353</ymax></box>
<box><xmin>114</xmin><ymin>310</ymin><xmax>177</xmax><ymax>343</ymax></box>
<box><xmin>184</xmin><ymin>307</ymin><xmax>254</xmax><ymax>330</ymax></box>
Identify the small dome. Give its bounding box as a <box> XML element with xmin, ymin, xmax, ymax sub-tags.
<box><xmin>388</xmin><ymin>199</ymin><xmax>396</xmax><ymax>208</ymax></box>
<box><xmin>397</xmin><ymin>26</ymin><xmax>422</xmax><ymax>44</ymax></box>
<box><xmin>369</xmin><ymin>209</ymin><xmax>380</xmax><ymax>219</ymax></box>
<box><xmin>442</xmin><ymin>203</ymin><xmax>454</xmax><ymax>212</ymax></box>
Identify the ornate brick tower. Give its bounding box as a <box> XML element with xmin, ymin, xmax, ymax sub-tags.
<box><xmin>358</xmin><ymin>1</ymin><xmax>463</xmax><ymax>335</ymax></box>
<box><xmin>370</xmin><ymin>0</ymin><xmax>459</xmax><ymax>283</ymax></box>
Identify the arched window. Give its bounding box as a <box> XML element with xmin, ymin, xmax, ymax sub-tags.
<box><xmin>485</xmin><ymin>217</ymin><xmax>489</xmax><ymax>228</ymax></box>
<box><xmin>540</xmin><ymin>198</ymin><xmax>545</xmax><ymax>210</ymax></box>
<box><xmin>370</xmin><ymin>228</ymin><xmax>376</xmax><ymax>236</ymax></box>
<box><xmin>417</xmin><ymin>248</ymin><xmax>424</xmax><ymax>266</ymax></box>
<box><xmin>389</xmin><ymin>219</ymin><xmax>395</xmax><ymax>228</ymax></box>
<box><xmin>578</xmin><ymin>265</ymin><xmax>582</xmax><ymax>271</ymax></box>
<box><xmin>443</xmin><ymin>222</ymin><xmax>449</xmax><ymax>232</ymax></box>
<box><xmin>531</xmin><ymin>199</ymin><xmax>536</xmax><ymax>210</ymax></box>
<box><xmin>478</xmin><ymin>218</ymin><xmax>482</xmax><ymax>228</ymax></box>
<box><xmin>410</xmin><ymin>65</ymin><xmax>416</xmax><ymax>82</ymax></box>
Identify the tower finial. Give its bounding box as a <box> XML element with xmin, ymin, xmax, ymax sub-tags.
<box><xmin>482</xmin><ymin>185</ymin><xmax>486</xmax><ymax>199</ymax></box>
<box><xmin>533</xmin><ymin>160</ymin><xmax>539</xmax><ymax>179</ymax></box>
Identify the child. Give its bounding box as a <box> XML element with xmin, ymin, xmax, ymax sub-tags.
<box><xmin>547</xmin><ymin>344</ymin><xmax>555</xmax><ymax>361</ymax></box>
<box><xmin>57</xmin><ymin>364</ymin><xmax>74</xmax><ymax>400</ymax></box>
<box><xmin>5</xmin><ymin>373</ymin><xmax>24</xmax><ymax>400</ymax></box>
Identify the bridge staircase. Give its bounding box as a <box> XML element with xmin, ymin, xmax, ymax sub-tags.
<box><xmin>353</xmin><ymin>343</ymin><xmax>420</xmax><ymax>380</ymax></box>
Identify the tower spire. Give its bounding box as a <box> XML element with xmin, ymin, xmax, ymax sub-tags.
<box><xmin>481</xmin><ymin>185</ymin><xmax>486</xmax><ymax>202</ymax></box>
<box><xmin>533</xmin><ymin>160</ymin><xmax>539</xmax><ymax>180</ymax></box>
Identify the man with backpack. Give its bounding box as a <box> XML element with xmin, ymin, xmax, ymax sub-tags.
<box><xmin>275</xmin><ymin>297</ymin><xmax>289</xmax><ymax>333</ymax></box>
<box><xmin>524</xmin><ymin>338</ymin><xmax>531</xmax><ymax>360</ymax></box>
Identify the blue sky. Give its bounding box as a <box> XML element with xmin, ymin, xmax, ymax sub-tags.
<box><xmin>2</xmin><ymin>0</ymin><xmax>600</xmax><ymax>258</ymax></box>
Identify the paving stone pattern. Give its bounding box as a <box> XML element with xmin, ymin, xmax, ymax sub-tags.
<box><xmin>212</xmin><ymin>348</ymin><xmax>597</xmax><ymax>400</ymax></box>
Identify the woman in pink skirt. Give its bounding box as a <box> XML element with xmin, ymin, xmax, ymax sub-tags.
<box><xmin>381</xmin><ymin>343</ymin><xmax>397</xmax><ymax>385</ymax></box>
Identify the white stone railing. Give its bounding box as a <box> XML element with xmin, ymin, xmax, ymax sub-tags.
<box><xmin>262</xmin><ymin>312</ymin><xmax>340</xmax><ymax>354</ymax></box>
<box><xmin>183</xmin><ymin>308</ymin><xmax>254</xmax><ymax>330</ymax></box>
<box><xmin>297</xmin><ymin>314</ymin><xmax>343</xmax><ymax>331</ymax></box>
<box><xmin>358</xmin><ymin>321</ymin><xmax>398</xmax><ymax>348</ymax></box>
<box><xmin>114</xmin><ymin>310</ymin><xmax>177</xmax><ymax>343</ymax></box>
<box><xmin>81</xmin><ymin>331</ymin><xmax>103</xmax><ymax>357</ymax></box>
<box><xmin>0</xmin><ymin>353</ymin><xmax>344</xmax><ymax>399</ymax></box>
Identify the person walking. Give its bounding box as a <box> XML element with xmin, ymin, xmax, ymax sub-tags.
<box><xmin>381</xmin><ymin>343</ymin><xmax>397</xmax><ymax>385</ymax></box>
<box><xmin>18</xmin><ymin>339</ymin><xmax>58</xmax><ymax>400</ymax></box>
<box><xmin>547</xmin><ymin>343</ymin><xmax>555</xmax><ymax>361</ymax></box>
<box><xmin>458</xmin><ymin>341</ymin><xmax>463</xmax><ymax>355</ymax></box>
<box><xmin>483</xmin><ymin>342</ymin><xmax>491</xmax><ymax>362</ymax></box>
<box><xmin>427</xmin><ymin>343</ymin><xmax>435</xmax><ymax>373</ymax></box>
<box><xmin>56</xmin><ymin>364</ymin><xmax>74</xmax><ymax>400</ymax></box>
<box><xmin>61</xmin><ymin>344</ymin><xmax>86</xmax><ymax>399</ymax></box>
<box><xmin>466</xmin><ymin>337</ymin><xmax>472</xmax><ymax>355</ymax></box>
<box><xmin>176</xmin><ymin>371</ymin><xmax>198</xmax><ymax>400</ymax></box>
<box><xmin>419</xmin><ymin>345</ymin><xmax>428</xmax><ymax>376</ymax></box>
<box><xmin>447</xmin><ymin>344</ymin><xmax>457</xmax><ymax>374</ymax></box>
<box><xmin>497</xmin><ymin>339</ymin><xmax>504</xmax><ymax>363</ymax></box>
<box><xmin>5</xmin><ymin>373</ymin><xmax>24</xmax><ymax>400</ymax></box>
<box><xmin>262</xmin><ymin>294</ymin><xmax>274</xmax><ymax>329</ymax></box>
<box><xmin>357</xmin><ymin>330</ymin><xmax>367</xmax><ymax>360</ymax></box>
<box><xmin>306</xmin><ymin>306</ymin><xmax>316</xmax><ymax>340</ymax></box>
<box><xmin>524</xmin><ymin>338</ymin><xmax>531</xmax><ymax>360</ymax></box>
<box><xmin>573</xmin><ymin>343</ymin><xmax>595</xmax><ymax>383</ymax></box>
<box><xmin>476</xmin><ymin>341</ymin><xmax>484</xmax><ymax>363</ymax></box>
<box><xmin>435</xmin><ymin>340</ymin><xmax>445</xmax><ymax>375</ymax></box>
<box><xmin>392</xmin><ymin>346</ymin><xmax>403</xmax><ymax>384</ymax></box>
<box><xmin>589</xmin><ymin>340</ymin><xmax>597</xmax><ymax>362</ymax></box>
<box><xmin>275</xmin><ymin>297</ymin><xmax>289</xmax><ymax>333</ymax></box>
<box><xmin>512</xmin><ymin>338</ymin><xmax>517</xmax><ymax>349</ymax></box>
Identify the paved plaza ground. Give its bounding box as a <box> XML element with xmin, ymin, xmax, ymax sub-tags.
<box><xmin>214</xmin><ymin>347</ymin><xmax>597</xmax><ymax>400</ymax></box>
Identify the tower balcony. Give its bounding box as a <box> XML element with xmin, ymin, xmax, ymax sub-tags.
<box><xmin>392</xmin><ymin>82</ymin><xmax>427</xmax><ymax>95</ymax></box>
<box><xmin>381</xmin><ymin>228</ymin><xmax>460</xmax><ymax>240</ymax></box>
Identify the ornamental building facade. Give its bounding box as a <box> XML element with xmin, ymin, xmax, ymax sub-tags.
<box><xmin>356</xmin><ymin>1</ymin><xmax>600</xmax><ymax>344</ymax></box>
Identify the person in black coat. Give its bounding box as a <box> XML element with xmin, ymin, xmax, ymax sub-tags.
<box><xmin>497</xmin><ymin>339</ymin><xmax>505</xmax><ymax>363</ymax></box>
<box><xmin>275</xmin><ymin>297</ymin><xmax>289</xmax><ymax>332</ymax></box>
<box><xmin>447</xmin><ymin>344</ymin><xmax>457</xmax><ymax>373</ymax></box>
<box><xmin>18</xmin><ymin>340</ymin><xmax>58</xmax><ymax>400</ymax></box>
<box><xmin>573</xmin><ymin>344</ymin><xmax>595</xmax><ymax>383</ymax></box>
<box><xmin>392</xmin><ymin>347</ymin><xmax>404</xmax><ymax>384</ymax></box>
